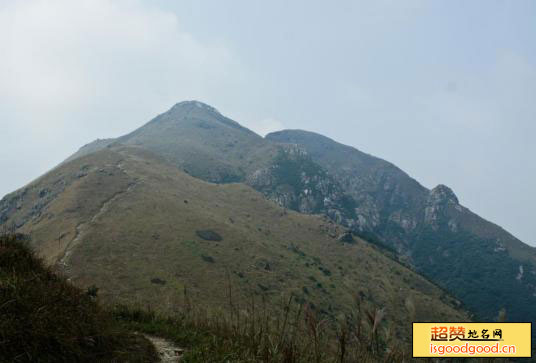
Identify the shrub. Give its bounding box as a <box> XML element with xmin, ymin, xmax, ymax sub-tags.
<box><xmin>195</xmin><ymin>229</ymin><xmax>223</xmax><ymax>241</ymax></box>
<box><xmin>201</xmin><ymin>255</ymin><xmax>215</xmax><ymax>263</ymax></box>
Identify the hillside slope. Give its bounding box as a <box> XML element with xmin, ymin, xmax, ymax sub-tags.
<box><xmin>0</xmin><ymin>145</ymin><xmax>467</xmax><ymax>344</ymax></box>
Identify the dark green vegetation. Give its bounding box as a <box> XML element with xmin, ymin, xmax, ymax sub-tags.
<box><xmin>411</xmin><ymin>228</ymin><xmax>536</xmax><ymax>322</ymax></box>
<box><xmin>196</xmin><ymin>229</ymin><xmax>223</xmax><ymax>242</ymax></box>
<box><xmin>0</xmin><ymin>234</ymin><xmax>157</xmax><ymax>363</ymax></box>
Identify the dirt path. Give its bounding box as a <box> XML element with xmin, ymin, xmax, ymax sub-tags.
<box><xmin>144</xmin><ymin>335</ymin><xmax>184</xmax><ymax>362</ymax></box>
<box><xmin>57</xmin><ymin>162</ymin><xmax>138</xmax><ymax>272</ymax></box>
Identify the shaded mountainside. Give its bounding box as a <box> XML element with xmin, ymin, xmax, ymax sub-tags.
<box><xmin>266</xmin><ymin>129</ymin><xmax>536</xmax><ymax>322</ymax></box>
<box><xmin>0</xmin><ymin>145</ymin><xmax>468</xmax><ymax>345</ymax></box>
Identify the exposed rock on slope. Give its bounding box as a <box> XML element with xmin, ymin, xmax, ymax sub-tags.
<box><xmin>246</xmin><ymin>146</ymin><xmax>357</xmax><ymax>225</ymax></box>
<box><xmin>266</xmin><ymin>130</ymin><xmax>427</xmax><ymax>236</ymax></box>
<box><xmin>424</xmin><ymin>184</ymin><xmax>461</xmax><ymax>231</ymax></box>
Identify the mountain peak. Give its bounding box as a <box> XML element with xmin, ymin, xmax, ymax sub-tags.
<box><xmin>170</xmin><ymin>100</ymin><xmax>221</xmax><ymax>115</ymax></box>
<box><xmin>429</xmin><ymin>184</ymin><xmax>459</xmax><ymax>205</ymax></box>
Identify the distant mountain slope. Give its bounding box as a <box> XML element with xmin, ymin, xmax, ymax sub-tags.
<box><xmin>266</xmin><ymin>129</ymin><xmax>536</xmax><ymax>322</ymax></box>
<box><xmin>0</xmin><ymin>145</ymin><xmax>468</xmax><ymax>344</ymax></box>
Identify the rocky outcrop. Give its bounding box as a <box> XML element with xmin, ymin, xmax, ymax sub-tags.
<box><xmin>246</xmin><ymin>147</ymin><xmax>358</xmax><ymax>226</ymax></box>
<box><xmin>424</xmin><ymin>184</ymin><xmax>461</xmax><ymax>231</ymax></box>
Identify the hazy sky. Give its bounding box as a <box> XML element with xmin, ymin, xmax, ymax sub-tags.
<box><xmin>1</xmin><ymin>0</ymin><xmax>535</xmax><ymax>245</ymax></box>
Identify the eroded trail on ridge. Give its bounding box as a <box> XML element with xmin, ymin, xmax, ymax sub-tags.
<box><xmin>57</xmin><ymin>161</ymin><xmax>138</xmax><ymax>273</ymax></box>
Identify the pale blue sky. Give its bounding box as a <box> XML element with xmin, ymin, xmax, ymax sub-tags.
<box><xmin>1</xmin><ymin>0</ymin><xmax>535</xmax><ymax>244</ymax></box>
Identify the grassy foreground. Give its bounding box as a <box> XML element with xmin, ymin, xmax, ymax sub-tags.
<box><xmin>111</xmin><ymin>299</ymin><xmax>409</xmax><ymax>363</ymax></box>
<box><xmin>0</xmin><ymin>233</ymin><xmax>158</xmax><ymax>363</ymax></box>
